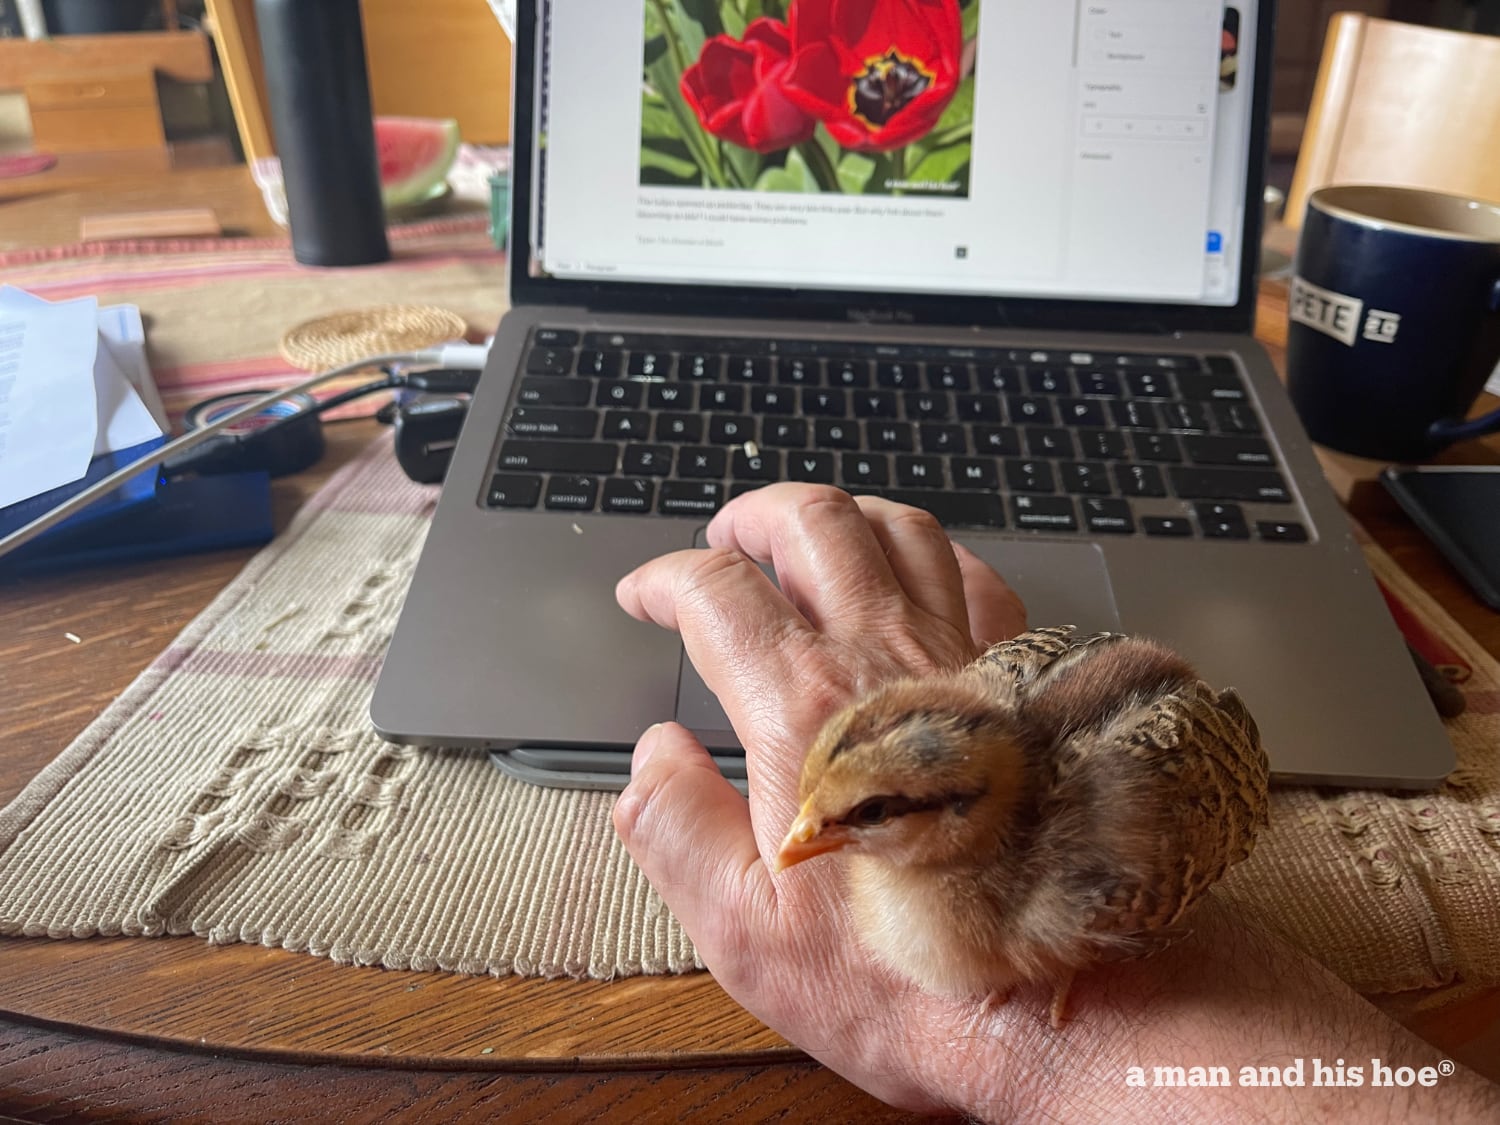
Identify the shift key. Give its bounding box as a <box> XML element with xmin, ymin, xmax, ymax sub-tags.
<box><xmin>1169</xmin><ymin>466</ymin><xmax>1291</xmax><ymax>502</ymax></box>
<box><xmin>498</xmin><ymin>440</ymin><xmax>618</xmax><ymax>474</ymax></box>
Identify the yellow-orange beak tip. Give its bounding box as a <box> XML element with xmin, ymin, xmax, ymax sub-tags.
<box><xmin>772</xmin><ymin>812</ymin><xmax>851</xmax><ymax>873</ymax></box>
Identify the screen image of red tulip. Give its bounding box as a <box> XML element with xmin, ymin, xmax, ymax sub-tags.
<box><xmin>681</xmin><ymin>19</ymin><xmax>818</xmax><ymax>154</ymax></box>
<box><xmin>641</xmin><ymin>0</ymin><xmax>977</xmax><ymax>196</ymax></box>
<box><xmin>784</xmin><ymin>0</ymin><xmax>963</xmax><ymax>152</ymax></box>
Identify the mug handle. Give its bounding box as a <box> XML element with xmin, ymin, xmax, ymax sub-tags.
<box><xmin>1427</xmin><ymin>278</ymin><xmax>1500</xmax><ymax>446</ymax></box>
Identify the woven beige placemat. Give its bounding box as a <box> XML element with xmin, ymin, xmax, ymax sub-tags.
<box><xmin>1</xmin><ymin>434</ymin><xmax>1497</xmax><ymax>992</ymax></box>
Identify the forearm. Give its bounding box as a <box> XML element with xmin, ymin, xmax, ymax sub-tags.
<box><xmin>924</xmin><ymin>907</ymin><xmax>1500</xmax><ymax>1123</ymax></box>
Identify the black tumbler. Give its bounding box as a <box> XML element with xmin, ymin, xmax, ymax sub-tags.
<box><xmin>255</xmin><ymin>0</ymin><xmax>391</xmax><ymax>266</ymax></box>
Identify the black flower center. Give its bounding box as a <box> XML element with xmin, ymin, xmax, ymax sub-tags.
<box><xmin>851</xmin><ymin>48</ymin><xmax>932</xmax><ymax>127</ymax></box>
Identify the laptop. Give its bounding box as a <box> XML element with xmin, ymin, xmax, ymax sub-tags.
<box><xmin>371</xmin><ymin>0</ymin><xmax>1454</xmax><ymax>790</ymax></box>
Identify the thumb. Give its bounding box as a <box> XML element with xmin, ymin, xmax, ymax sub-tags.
<box><xmin>613</xmin><ymin>722</ymin><xmax>767</xmax><ymax>958</ymax></box>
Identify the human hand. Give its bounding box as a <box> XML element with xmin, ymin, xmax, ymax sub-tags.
<box><xmin>611</xmin><ymin>483</ymin><xmax>1500</xmax><ymax>1121</ymax></box>
<box><xmin>613</xmin><ymin>483</ymin><xmax>1030</xmax><ymax>1112</ymax></box>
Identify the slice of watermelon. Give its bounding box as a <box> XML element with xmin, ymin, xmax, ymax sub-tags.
<box><xmin>377</xmin><ymin>117</ymin><xmax>462</xmax><ymax>209</ymax></box>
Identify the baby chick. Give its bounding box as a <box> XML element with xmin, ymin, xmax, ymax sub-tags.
<box><xmin>774</xmin><ymin>626</ymin><xmax>1269</xmax><ymax>1028</ymax></box>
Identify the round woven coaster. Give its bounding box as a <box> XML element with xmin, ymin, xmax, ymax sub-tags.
<box><xmin>280</xmin><ymin>306</ymin><xmax>469</xmax><ymax>370</ymax></box>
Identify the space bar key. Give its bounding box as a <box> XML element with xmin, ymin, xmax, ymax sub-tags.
<box><xmin>855</xmin><ymin>488</ymin><xmax>1007</xmax><ymax>528</ymax></box>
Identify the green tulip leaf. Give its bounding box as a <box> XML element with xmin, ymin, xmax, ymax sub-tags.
<box><xmin>906</xmin><ymin>143</ymin><xmax>971</xmax><ymax>189</ymax></box>
<box><xmin>640</xmin><ymin>94</ymin><xmax>683</xmax><ymax>140</ymax></box>
<box><xmin>961</xmin><ymin>0</ymin><xmax>980</xmax><ymax>41</ymax></box>
<box><xmin>755</xmin><ymin>165</ymin><xmax>806</xmax><ymax>192</ymax></box>
<box><xmin>641</xmin><ymin>143</ymin><xmax>703</xmax><ymax>182</ymax></box>
<box><xmin>934</xmin><ymin>76</ymin><xmax>974</xmax><ymax>138</ymax></box>
<box><xmin>836</xmin><ymin>152</ymin><xmax>876</xmax><ymax>194</ymax></box>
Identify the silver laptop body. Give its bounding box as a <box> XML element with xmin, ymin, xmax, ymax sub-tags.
<box><xmin>372</xmin><ymin>0</ymin><xmax>1454</xmax><ymax>789</ymax></box>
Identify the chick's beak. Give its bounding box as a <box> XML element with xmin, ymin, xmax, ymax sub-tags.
<box><xmin>772</xmin><ymin>804</ymin><xmax>852</xmax><ymax>873</ymax></box>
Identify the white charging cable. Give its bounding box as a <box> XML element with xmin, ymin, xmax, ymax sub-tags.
<box><xmin>0</xmin><ymin>342</ymin><xmax>490</xmax><ymax>563</ymax></box>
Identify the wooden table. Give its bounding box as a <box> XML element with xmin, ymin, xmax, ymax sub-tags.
<box><xmin>2</xmin><ymin>169</ymin><xmax>1499</xmax><ymax>1119</ymax></box>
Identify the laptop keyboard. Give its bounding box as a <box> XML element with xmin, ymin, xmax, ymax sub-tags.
<box><xmin>487</xmin><ymin>328</ymin><xmax>1309</xmax><ymax>542</ymax></box>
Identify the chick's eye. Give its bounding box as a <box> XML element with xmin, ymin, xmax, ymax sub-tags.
<box><xmin>850</xmin><ymin>798</ymin><xmax>893</xmax><ymax>826</ymax></box>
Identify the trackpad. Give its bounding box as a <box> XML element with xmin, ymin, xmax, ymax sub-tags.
<box><xmin>675</xmin><ymin>535</ymin><xmax>1121</xmax><ymax>745</ymax></box>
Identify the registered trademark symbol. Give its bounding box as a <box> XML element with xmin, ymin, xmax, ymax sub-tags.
<box><xmin>1439</xmin><ymin>1060</ymin><xmax>1455</xmax><ymax>1077</ymax></box>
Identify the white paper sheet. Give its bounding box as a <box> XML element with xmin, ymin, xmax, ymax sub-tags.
<box><xmin>0</xmin><ymin>287</ymin><xmax>101</xmax><ymax>509</ymax></box>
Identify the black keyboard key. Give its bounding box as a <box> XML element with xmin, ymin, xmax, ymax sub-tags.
<box><xmin>764</xmin><ymin>418</ymin><xmax>809</xmax><ymax>447</ymax></box>
<box><xmin>814</xmin><ymin>419</ymin><xmax>861</xmax><ymax>449</ymax></box>
<box><xmin>596</xmin><ymin>381</ymin><xmax>644</xmax><ymax>408</ymax></box>
<box><xmin>623</xmin><ymin>443</ymin><xmax>673</xmax><ymax>475</ymax></box>
<box><xmin>733</xmin><ymin>449</ymin><xmax>782</xmax><ymax>480</ymax></box>
<box><xmin>1075</xmin><ymin>369</ymin><xmax>1123</xmax><ymax>397</ymax></box>
<box><xmin>1060</xmin><ymin>460</ymin><xmax>1113</xmax><ymax>495</ymax></box>
<box><xmin>679</xmin><ymin>445</ymin><xmax>727</xmax><ymax>477</ymax></box>
<box><xmin>956</xmin><ymin>393</ymin><xmax>1002</xmax><ymax>422</ymax></box>
<box><xmin>1005</xmin><ymin>459</ymin><xmax>1055</xmax><ymax>493</ymax></box>
<box><xmin>727</xmin><ymin>355</ymin><xmax>772</xmax><ymax>383</ymax></box>
<box><xmin>498</xmin><ymin>440</ymin><xmax>617</xmax><ymax>474</ymax></box>
<box><xmin>627</xmin><ymin>351</ymin><xmax>674</xmax><ymax>378</ymax></box>
<box><xmin>533</xmin><ymin>328</ymin><xmax>579</xmax><ymax>347</ymax></box>
<box><xmin>896</xmin><ymin>454</ymin><xmax>945</xmax><ymax>487</ymax></box>
<box><xmin>485</xmin><ymin>472</ymin><xmax>542</xmax><ymax>508</ymax></box>
<box><xmin>1111</xmin><ymin>399</ymin><xmax>1159</xmax><ymax>429</ymax></box>
<box><xmin>1081</xmin><ymin>497</ymin><xmax>1134</xmax><ymax>534</ymax></box>
<box><xmin>1125</xmin><ymin>371</ymin><xmax>1175</xmax><ymax>399</ymax></box>
<box><xmin>1026</xmin><ymin>368</ymin><xmax>1072</xmax><ymax>395</ymax></box>
<box><xmin>1114</xmin><ymin>463</ymin><xmax>1168</xmax><ymax>497</ymax></box>
<box><xmin>1257</xmin><ymin>519</ymin><xmax>1310</xmax><ymax>543</ymax></box>
<box><xmin>709</xmin><ymin>414</ymin><xmax>756</xmax><ymax>444</ymax></box>
<box><xmin>951</xmin><ymin>457</ymin><xmax>999</xmax><ymax>490</ymax></box>
<box><xmin>1177</xmin><ymin>372</ymin><xmax>1248</xmax><ymax>402</ymax></box>
<box><xmin>1181</xmin><ymin>434</ymin><xmax>1275</xmax><ymax>467</ymax></box>
<box><xmin>525</xmin><ymin>346</ymin><xmax>573</xmax><ymax>375</ymax></box>
<box><xmin>659</xmin><ymin>480</ymin><xmax>723</xmax><ymax>516</ymax></box>
<box><xmin>1077</xmin><ymin>429</ymin><xmax>1128</xmax><ymax>460</ymax></box>
<box><xmin>788</xmin><ymin>451</ymin><xmax>836</xmax><ymax>483</ymax></box>
<box><xmin>905</xmin><ymin>391</ymin><xmax>952</xmax><ymax>420</ymax></box>
<box><xmin>575</xmin><ymin>349</ymin><xmax>623</xmax><ymax>378</ymax></box>
<box><xmin>1160</xmin><ymin>401</ymin><xmax>1213</xmax><ymax>431</ymax></box>
<box><xmin>1110</xmin><ymin>352</ymin><xmax>1201</xmax><ymax>371</ymax></box>
<box><xmin>680</xmin><ymin>353</ymin><xmax>720</xmax><ymax>380</ymax></box>
<box><xmin>1143</xmin><ymin>516</ymin><xmax>1194</xmax><ymax>537</ymax></box>
<box><xmin>926</xmin><ymin>362</ymin><xmax>972</xmax><ymax>391</ymax></box>
<box><xmin>729</xmin><ymin>481</ymin><xmax>767</xmax><ymax>500</ymax></box>
<box><xmin>1210</xmin><ymin>401</ymin><xmax>1263</xmax><ymax>435</ymax></box>
<box><xmin>602</xmin><ymin>477</ymin><xmax>655</xmax><ymax>513</ymax></box>
<box><xmin>506</xmin><ymin>406</ymin><xmax>600</xmax><ymax>440</ymax></box>
<box><xmin>1194</xmin><ymin>501</ymin><xmax>1251</xmax><ymax>539</ymax></box>
<box><xmin>517</xmin><ymin>377</ymin><xmax>591</xmax><ymax>406</ymax></box>
<box><xmin>876</xmin><ymin>360</ymin><xmax>920</xmax><ymax>388</ymax></box>
<box><xmin>752</xmin><ymin>386</ymin><xmax>797</xmax><ymax>414</ymax></box>
<box><xmin>1130</xmin><ymin>431</ymin><xmax>1182</xmax><ymax>462</ymax></box>
<box><xmin>648</xmin><ymin>382</ymin><xmax>695</xmax><ymax>409</ymax></box>
<box><xmin>1169</xmin><ymin>467</ymin><xmax>1291</xmax><ymax>503</ymax></box>
<box><xmin>868</xmin><ymin>421</ymin><xmax>915</xmax><ymax>451</ymax></box>
<box><xmin>842</xmin><ymin>453</ymin><xmax>889</xmax><ymax>487</ymax></box>
<box><xmin>1008</xmin><ymin>395</ymin><xmax>1055</xmax><ymax>425</ymax></box>
<box><xmin>803</xmin><ymin>388</ymin><xmax>848</xmax><ymax>416</ymax></box>
<box><xmin>1058</xmin><ymin>398</ymin><xmax>1108</xmax><ymax>428</ymax></box>
<box><xmin>602</xmin><ymin>410</ymin><xmax>652</xmax><ymax>440</ymax></box>
<box><xmin>976</xmin><ymin>364</ymin><xmax>1019</xmax><ymax>393</ymax></box>
<box><xmin>828</xmin><ymin>358</ymin><xmax>871</xmax><ymax>387</ymax></box>
<box><xmin>703</xmin><ymin>385</ymin><xmax>745</xmax><ymax>411</ymax></box>
<box><xmin>1205</xmin><ymin>355</ymin><xmax>1238</xmax><ymax>376</ymax></box>
<box><xmin>919</xmin><ymin>423</ymin><xmax>966</xmax><ymax>454</ymax></box>
<box><xmin>544</xmin><ymin>474</ymin><xmax>599</xmax><ymax>511</ymax></box>
<box><xmin>1026</xmin><ymin>427</ymin><xmax>1076</xmax><ymax>458</ymax></box>
<box><xmin>874</xmin><ymin>489</ymin><xmax>1005</xmax><ymax>529</ymax></box>
<box><xmin>657</xmin><ymin>412</ymin><xmax>703</xmax><ymax>443</ymax></box>
<box><xmin>853</xmin><ymin>390</ymin><xmax>900</xmax><ymax>418</ymax></box>
<box><xmin>973</xmin><ymin>425</ymin><xmax>1022</xmax><ymax>456</ymax></box>
<box><xmin>778</xmin><ymin>356</ymin><xmax>820</xmax><ymax>385</ymax></box>
<box><xmin>1012</xmin><ymin>494</ymin><xmax>1077</xmax><ymax>531</ymax></box>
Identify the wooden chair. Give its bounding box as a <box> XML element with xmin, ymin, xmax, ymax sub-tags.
<box><xmin>204</xmin><ymin>0</ymin><xmax>512</xmax><ymax>163</ymax></box>
<box><xmin>1285</xmin><ymin>12</ymin><xmax>1500</xmax><ymax>229</ymax></box>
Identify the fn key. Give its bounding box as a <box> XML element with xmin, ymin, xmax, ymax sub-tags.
<box><xmin>486</xmin><ymin>473</ymin><xmax>542</xmax><ymax>508</ymax></box>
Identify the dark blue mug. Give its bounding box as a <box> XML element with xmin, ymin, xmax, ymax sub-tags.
<box><xmin>1286</xmin><ymin>185</ymin><xmax>1500</xmax><ymax>461</ymax></box>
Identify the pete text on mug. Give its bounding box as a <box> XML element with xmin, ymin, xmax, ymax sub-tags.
<box><xmin>1290</xmin><ymin>276</ymin><xmax>1402</xmax><ymax>348</ymax></box>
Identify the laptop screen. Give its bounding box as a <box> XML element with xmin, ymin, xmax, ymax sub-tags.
<box><xmin>522</xmin><ymin>0</ymin><xmax>1262</xmax><ymax>312</ymax></box>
